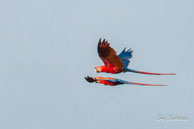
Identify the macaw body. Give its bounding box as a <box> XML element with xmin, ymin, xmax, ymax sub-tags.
<box><xmin>85</xmin><ymin>76</ymin><xmax>166</xmax><ymax>86</ymax></box>
<box><xmin>95</xmin><ymin>66</ymin><xmax>122</xmax><ymax>74</ymax></box>
<box><xmin>95</xmin><ymin>39</ymin><xmax>175</xmax><ymax>75</ymax></box>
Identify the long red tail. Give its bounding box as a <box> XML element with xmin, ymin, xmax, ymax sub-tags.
<box><xmin>126</xmin><ymin>68</ymin><xmax>176</xmax><ymax>75</ymax></box>
<box><xmin>125</xmin><ymin>81</ymin><xmax>167</xmax><ymax>86</ymax></box>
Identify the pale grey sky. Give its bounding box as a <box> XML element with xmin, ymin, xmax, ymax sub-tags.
<box><xmin>0</xmin><ymin>0</ymin><xmax>193</xmax><ymax>129</ymax></box>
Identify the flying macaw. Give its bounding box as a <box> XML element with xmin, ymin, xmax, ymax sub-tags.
<box><xmin>85</xmin><ymin>76</ymin><xmax>166</xmax><ymax>86</ymax></box>
<box><xmin>95</xmin><ymin>38</ymin><xmax>176</xmax><ymax>75</ymax></box>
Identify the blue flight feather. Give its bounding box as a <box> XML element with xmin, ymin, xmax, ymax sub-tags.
<box><xmin>118</xmin><ymin>48</ymin><xmax>133</xmax><ymax>68</ymax></box>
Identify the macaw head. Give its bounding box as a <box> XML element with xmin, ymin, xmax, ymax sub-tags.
<box><xmin>95</xmin><ymin>66</ymin><xmax>104</xmax><ymax>73</ymax></box>
<box><xmin>85</xmin><ymin>76</ymin><xmax>96</xmax><ymax>83</ymax></box>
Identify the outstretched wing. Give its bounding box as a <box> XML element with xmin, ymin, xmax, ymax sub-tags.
<box><xmin>98</xmin><ymin>39</ymin><xmax>123</xmax><ymax>69</ymax></box>
<box><xmin>118</xmin><ymin>48</ymin><xmax>133</xmax><ymax>68</ymax></box>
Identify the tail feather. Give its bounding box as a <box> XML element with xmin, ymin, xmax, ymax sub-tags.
<box><xmin>126</xmin><ymin>68</ymin><xmax>176</xmax><ymax>75</ymax></box>
<box><xmin>125</xmin><ymin>81</ymin><xmax>167</xmax><ymax>86</ymax></box>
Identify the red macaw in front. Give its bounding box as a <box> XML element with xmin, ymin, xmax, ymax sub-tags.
<box><xmin>95</xmin><ymin>38</ymin><xmax>176</xmax><ymax>75</ymax></box>
<box><xmin>85</xmin><ymin>76</ymin><xmax>166</xmax><ymax>86</ymax></box>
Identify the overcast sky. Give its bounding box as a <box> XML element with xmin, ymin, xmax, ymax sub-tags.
<box><xmin>0</xmin><ymin>0</ymin><xmax>193</xmax><ymax>129</ymax></box>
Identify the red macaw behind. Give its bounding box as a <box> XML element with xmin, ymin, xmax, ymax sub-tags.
<box><xmin>85</xmin><ymin>76</ymin><xmax>166</xmax><ymax>86</ymax></box>
<box><xmin>95</xmin><ymin>38</ymin><xmax>176</xmax><ymax>75</ymax></box>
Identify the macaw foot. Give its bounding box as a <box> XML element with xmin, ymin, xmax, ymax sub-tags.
<box><xmin>123</xmin><ymin>69</ymin><xmax>127</xmax><ymax>73</ymax></box>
